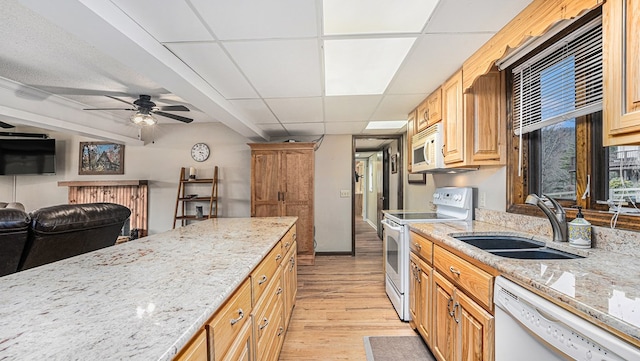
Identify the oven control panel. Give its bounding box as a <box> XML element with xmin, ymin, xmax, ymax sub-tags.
<box><xmin>433</xmin><ymin>187</ymin><xmax>472</xmax><ymax>209</ymax></box>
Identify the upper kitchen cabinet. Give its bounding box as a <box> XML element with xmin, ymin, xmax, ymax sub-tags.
<box><xmin>442</xmin><ymin>70</ymin><xmax>465</xmax><ymax>165</ymax></box>
<box><xmin>416</xmin><ymin>88</ymin><xmax>442</xmax><ymax>133</ymax></box>
<box><xmin>407</xmin><ymin>109</ymin><xmax>417</xmax><ymax>173</ymax></box>
<box><xmin>603</xmin><ymin>0</ymin><xmax>640</xmax><ymax>146</ymax></box>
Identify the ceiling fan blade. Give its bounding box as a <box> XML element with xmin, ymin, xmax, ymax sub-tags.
<box><xmin>83</xmin><ymin>108</ymin><xmax>136</xmax><ymax>111</ymax></box>
<box><xmin>0</xmin><ymin>121</ymin><xmax>15</xmax><ymax>129</ymax></box>
<box><xmin>106</xmin><ymin>95</ymin><xmax>136</xmax><ymax>107</ymax></box>
<box><xmin>152</xmin><ymin>111</ymin><xmax>193</xmax><ymax>123</ymax></box>
<box><xmin>159</xmin><ymin>105</ymin><xmax>189</xmax><ymax>112</ymax></box>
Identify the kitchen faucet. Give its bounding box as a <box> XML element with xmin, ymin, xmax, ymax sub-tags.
<box><xmin>525</xmin><ymin>194</ymin><xmax>567</xmax><ymax>242</ymax></box>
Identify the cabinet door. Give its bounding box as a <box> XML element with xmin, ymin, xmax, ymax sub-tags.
<box><xmin>417</xmin><ymin>262</ymin><xmax>432</xmax><ymax>347</ymax></box>
<box><xmin>408</xmin><ymin>254</ymin><xmax>420</xmax><ymax>328</ymax></box>
<box><xmin>252</xmin><ymin>151</ymin><xmax>281</xmax><ymax>217</ymax></box>
<box><xmin>407</xmin><ymin>110</ymin><xmax>417</xmax><ymax>173</ymax></box>
<box><xmin>283</xmin><ymin>242</ymin><xmax>297</xmax><ymax>328</ymax></box>
<box><xmin>220</xmin><ymin>320</ymin><xmax>253</xmax><ymax>361</ymax></box>
<box><xmin>174</xmin><ymin>329</ymin><xmax>207</xmax><ymax>361</ymax></box>
<box><xmin>442</xmin><ymin>70</ymin><xmax>465</xmax><ymax>164</ymax></box>
<box><xmin>427</xmin><ymin>88</ymin><xmax>442</xmax><ymax>126</ymax></box>
<box><xmin>433</xmin><ymin>272</ymin><xmax>456</xmax><ymax>361</ymax></box>
<box><xmin>281</xmin><ymin>149</ymin><xmax>314</xmax><ymax>259</ymax></box>
<box><xmin>465</xmin><ymin>70</ymin><xmax>504</xmax><ymax>163</ymax></box>
<box><xmin>416</xmin><ymin>99</ymin><xmax>429</xmax><ymax>132</ymax></box>
<box><xmin>603</xmin><ymin>0</ymin><xmax>640</xmax><ymax>145</ymax></box>
<box><xmin>456</xmin><ymin>291</ymin><xmax>494</xmax><ymax>361</ymax></box>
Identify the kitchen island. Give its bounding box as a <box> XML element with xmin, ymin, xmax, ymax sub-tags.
<box><xmin>0</xmin><ymin>217</ymin><xmax>297</xmax><ymax>361</ymax></box>
<box><xmin>409</xmin><ymin>217</ymin><xmax>640</xmax><ymax>348</ymax></box>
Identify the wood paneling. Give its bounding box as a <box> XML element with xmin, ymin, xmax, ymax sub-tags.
<box><xmin>60</xmin><ymin>181</ymin><xmax>148</xmax><ymax>237</ymax></box>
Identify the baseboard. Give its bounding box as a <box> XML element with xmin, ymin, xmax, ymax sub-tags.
<box><xmin>366</xmin><ymin>219</ymin><xmax>377</xmax><ymax>230</ymax></box>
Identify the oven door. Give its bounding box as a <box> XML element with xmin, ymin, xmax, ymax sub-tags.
<box><xmin>381</xmin><ymin>218</ymin><xmax>410</xmax><ymax>320</ymax></box>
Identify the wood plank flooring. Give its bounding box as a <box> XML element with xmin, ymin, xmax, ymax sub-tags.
<box><xmin>279</xmin><ymin>218</ymin><xmax>415</xmax><ymax>360</ymax></box>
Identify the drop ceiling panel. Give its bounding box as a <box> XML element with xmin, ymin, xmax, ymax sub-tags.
<box><xmin>166</xmin><ymin>42</ymin><xmax>258</xmax><ymax>99</ymax></box>
<box><xmin>110</xmin><ymin>0</ymin><xmax>213</xmax><ymax>42</ymax></box>
<box><xmin>386</xmin><ymin>33</ymin><xmax>494</xmax><ymax>95</ymax></box>
<box><xmin>229</xmin><ymin>99</ymin><xmax>278</xmax><ymax>124</ymax></box>
<box><xmin>325</xmin><ymin>121</ymin><xmax>368</xmax><ymax>134</ymax></box>
<box><xmin>324</xmin><ymin>95</ymin><xmax>382</xmax><ymax>122</ymax></box>
<box><xmin>265</xmin><ymin>97</ymin><xmax>323</xmax><ymax>123</ymax></box>
<box><xmin>224</xmin><ymin>39</ymin><xmax>322</xmax><ymax>98</ymax></box>
<box><xmin>282</xmin><ymin>122</ymin><xmax>325</xmax><ymax>136</ymax></box>
<box><xmin>371</xmin><ymin>94</ymin><xmax>427</xmax><ymax>120</ymax></box>
<box><xmin>191</xmin><ymin>0</ymin><xmax>318</xmax><ymax>40</ymax></box>
<box><xmin>425</xmin><ymin>0</ymin><xmax>533</xmax><ymax>33</ymax></box>
<box><xmin>323</xmin><ymin>0</ymin><xmax>438</xmax><ymax>35</ymax></box>
<box><xmin>256</xmin><ymin>123</ymin><xmax>288</xmax><ymax>137</ymax></box>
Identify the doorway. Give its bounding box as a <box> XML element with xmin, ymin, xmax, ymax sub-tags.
<box><xmin>351</xmin><ymin>135</ymin><xmax>403</xmax><ymax>256</ymax></box>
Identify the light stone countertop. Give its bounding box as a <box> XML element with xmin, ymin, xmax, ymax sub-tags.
<box><xmin>409</xmin><ymin>220</ymin><xmax>640</xmax><ymax>347</ymax></box>
<box><xmin>0</xmin><ymin>217</ymin><xmax>297</xmax><ymax>361</ymax></box>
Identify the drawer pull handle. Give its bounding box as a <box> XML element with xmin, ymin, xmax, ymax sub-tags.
<box><xmin>449</xmin><ymin>266</ymin><xmax>461</xmax><ymax>276</ymax></box>
<box><xmin>414</xmin><ymin>243</ymin><xmax>421</xmax><ymax>250</ymax></box>
<box><xmin>284</xmin><ymin>242</ymin><xmax>290</xmax><ymax>248</ymax></box>
<box><xmin>453</xmin><ymin>302</ymin><xmax>460</xmax><ymax>323</ymax></box>
<box><xmin>258</xmin><ymin>275</ymin><xmax>268</xmax><ymax>285</ymax></box>
<box><xmin>230</xmin><ymin>309</ymin><xmax>244</xmax><ymax>325</ymax></box>
<box><xmin>259</xmin><ymin>317</ymin><xmax>270</xmax><ymax>330</ymax></box>
<box><xmin>276</xmin><ymin>287</ymin><xmax>283</xmax><ymax>295</ymax></box>
<box><xmin>277</xmin><ymin>326</ymin><xmax>284</xmax><ymax>336</ymax></box>
<box><xmin>293</xmin><ymin>233</ymin><xmax>297</xmax><ymax>241</ymax></box>
<box><xmin>276</xmin><ymin>254</ymin><xmax>283</xmax><ymax>261</ymax></box>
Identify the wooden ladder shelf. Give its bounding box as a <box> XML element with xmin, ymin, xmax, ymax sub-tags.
<box><xmin>173</xmin><ymin>166</ymin><xmax>218</xmax><ymax>229</ymax></box>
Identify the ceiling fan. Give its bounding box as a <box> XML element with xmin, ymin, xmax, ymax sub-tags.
<box><xmin>83</xmin><ymin>94</ymin><xmax>193</xmax><ymax>125</ymax></box>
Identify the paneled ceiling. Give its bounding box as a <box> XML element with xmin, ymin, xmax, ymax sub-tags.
<box><xmin>0</xmin><ymin>0</ymin><xmax>532</xmax><ymax>143</ymax></box>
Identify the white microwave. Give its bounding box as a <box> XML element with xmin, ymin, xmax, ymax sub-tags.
<box><xmin>411</xmin><ymin>122</ymin><xmax>444</xmax><ymax>172</ymax></box>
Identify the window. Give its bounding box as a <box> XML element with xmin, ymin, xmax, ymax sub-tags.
<box><xmin>506</xmin><ymin>9</ymin><xmax>640</xmax><ymax>231</ymax></box>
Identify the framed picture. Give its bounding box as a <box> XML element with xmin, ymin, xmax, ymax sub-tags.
<box><xmin>391</xmin><ymin>154</ymin><xmax>398</xmax><ymax>174</ymax></box>
<box><xmin>79</xmin><ymin>142</ymin><xmax>124</xmax><ymax>175</ymax></box>
<box><xmin>408</xmin><ymin>173</ymin><xmax>426</xmax><ymax>184</ymax></box>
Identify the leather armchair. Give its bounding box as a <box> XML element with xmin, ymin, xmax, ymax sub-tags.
<box><xmin>19</xmin><ymin>203</ymin><xmax>131</xmax><ymax>271</ymax></box>
<box><xmin>0</xmin><ymin>207</ymin><xmax>30</xmax><ymax>277</ymax></box>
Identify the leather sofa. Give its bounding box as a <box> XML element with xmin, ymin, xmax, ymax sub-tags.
<box><xmin>0</xmin><ymin>204</ymin><xmax>30</xmax><ymax>277</ymax></box>
<box><xmin>0</xmin><ymin>202</ymin><xmax>131</xmax><ymax>276</ymax></box>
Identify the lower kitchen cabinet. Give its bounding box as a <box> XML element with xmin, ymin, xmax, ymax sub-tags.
<box><xmin>409</xmin><ymin>252</ymin><xmax>433</xmax><ymax>346</ymax></box>
<box><xmin>174</xmin><ymin>328</ymin><xmax>208</xmax><ymax>361</ymax></box>
<box><xmin>220</xmin><ymin>319</ymin><xmax>253</xmax><ymax>361</ymax></box>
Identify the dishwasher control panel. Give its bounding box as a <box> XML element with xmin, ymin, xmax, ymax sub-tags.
<box><xmin>494</xmin><ymin>277</ymin><xmax>640</xmax><ymax>361</ymax></box>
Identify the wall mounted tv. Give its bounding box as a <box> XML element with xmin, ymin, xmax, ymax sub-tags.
<box><xmin>0</xmin><ymin>139</ymin><xmax>56</xmax><ymax>175</ymax></box>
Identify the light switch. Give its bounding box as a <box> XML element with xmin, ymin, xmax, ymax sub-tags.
<box><xmin>340</xmin><ymin>190</ymin><xmax>351</xmax><ymax>198</ymax></box>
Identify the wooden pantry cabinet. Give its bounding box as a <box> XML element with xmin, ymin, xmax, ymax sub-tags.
<box><xmin>603</xmin><ymin>0</ymin><xmax>640</xmax><ymax>146</ymax></box>
<box><xmin>249</xmin><ymin>143</ymin><xmax>315</xmax><ymax>265</ymax></box>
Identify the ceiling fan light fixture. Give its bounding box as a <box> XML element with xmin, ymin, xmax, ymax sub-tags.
<box><xmin>130</xmin><ymin>109</ymin><xmax>157</xmax><ymax>126</ymax></box>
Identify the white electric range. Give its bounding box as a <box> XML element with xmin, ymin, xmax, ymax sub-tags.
<box><xmin>381</xmin><ymin>187</ymin><xmax>474</xmax><ymax>321</ymax></box>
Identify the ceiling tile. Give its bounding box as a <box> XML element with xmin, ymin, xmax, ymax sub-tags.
<box><xmin>386</xmin><ymin>33</ymin><xmax>494</xmax><ymax>95</ymax></box>
<box><xmin>325</xmin><ymin>121</ymin><xmax>368</xmax><ymax>134</ymax></box>
<box><xmin>111</xmin><ymin>0</ymin><xmax>213</xmax><ymax>42</ymax></box>
<box><xmin>265</xmin><ymin>97</ymin><xmax>323</xmax><ymax>123</ymax></box>
<box><xmin>425</xmin><ymin>0</ymin><xmax>532</xmax><ymax>33</ymax></box>
<box><xmin>228</xmin><ymin>99</ymin><xmax>278</xmax><ymax>123</ymax></box>
<box><xmin>371</xmin><ymin>94</ymin><xmax>428</xmax><ymax>120</ymax></box>
<box><xmin>191</xmin><ymin>0</ymin><xmax>317</xmax><ymax>40</ymax></box>
<box><xmin>282</xmin><ymin>122</ymin><xmax>325</xmax><ymax>136</ymax></box>
<box><xmin>323</xmin><ymin>0</ymin><xmax>438</xmax><ymax>35</ymax></box>
<box><xmin>324</xmin><ymin>95</ymin><xmax>382</xmax><ymax>122</ymax></box>
<box><xmin>166</xmin><ymin>42</ymin><xmax>258</xmax><ymax>99</ymax></box>
<box><xmin>225</xmin><ymin>39</ymin><xmax>322</xmax><ymax>98</ymax></box>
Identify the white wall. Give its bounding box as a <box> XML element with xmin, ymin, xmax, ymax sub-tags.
<box><xmin>314</xmin><ymin>135</ymin><xmax>352</xmax><ymax>253</ymax></box>
<box><xmin>0</xmin><ymin>123</ymin><xmax>252</xmax><ymax>234</ymax></box>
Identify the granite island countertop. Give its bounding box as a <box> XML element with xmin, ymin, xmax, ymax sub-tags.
<box><xmin>0</xmin><ymin>217</ymin><xmax>297</xmax><ymax>361</ymax></box>
<box><xmin>409</xmin><ymin>220</ymin><xmax>640</xmax><ymax>347</ymax></box>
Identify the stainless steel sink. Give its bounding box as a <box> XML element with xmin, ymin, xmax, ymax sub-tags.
<box><xmin>451</xmin><ymin>234</ymin><xmax>583</xmax><ymax>259</ymax></box>
<box><xmin>452</xmin><ymin>235</ymin><xmax>545</xmax><ymax>250</ymax></box>
<box><xmin>488</xmin><ymin>248</ymin><xmax>583</xmax><ymax>259</ymax></box>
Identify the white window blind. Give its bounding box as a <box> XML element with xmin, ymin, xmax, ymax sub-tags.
<box><xmin>512</xmin><ymin>16</ymin><xmax>602</xmax><ymax>135</ymax></box>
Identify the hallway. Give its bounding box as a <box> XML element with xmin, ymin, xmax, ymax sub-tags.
<box><xmin>279</xmin><ymin>218</ymin><xmax>415</xmax><ymax>360</ymax></box>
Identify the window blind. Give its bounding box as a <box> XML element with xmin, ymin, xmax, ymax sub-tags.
<box><xmin>512</xmin><ymin>16</ymin><xmax>602</xmax><ymax>135</ymax></box>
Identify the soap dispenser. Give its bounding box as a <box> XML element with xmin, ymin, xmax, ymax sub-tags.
<box><xmin>568</xmin><ymin>207</ymin><xmax>591</xmax><ymax>248</ymax></box>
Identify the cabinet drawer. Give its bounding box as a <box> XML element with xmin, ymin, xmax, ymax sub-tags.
<box><xmin>208</xmin><ymin>278</ymin><xmax>252</xmax><ymax>361</ymax></box>
<box><xmin>254</xmin><ymin>269</ymin><xmax>284</xmax><ymax>360</ymax></box>
<box><xmin>252</xmin><ymin>242</ymin><xmax>283</xmax><ymax>305</ymax></box>
<box><xmin>281</xmin><ymin>224</ymin><xmax>296</xmax><ymax>255</ymax></box>
<box><xmin>410</xmin><ymin>232</ymin><xmax>433</xmax><ymax>264</ymax></box>
<box><xmin>434</xmin><ymin>246</ymin><xmax>493</xmax><ymax>310</ymax></box>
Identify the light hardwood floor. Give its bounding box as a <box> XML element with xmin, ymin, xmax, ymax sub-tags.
<box><xmin>279</xmin><ymin>218</ymin><xmax>415</xmax><ymax>360</ymax></box>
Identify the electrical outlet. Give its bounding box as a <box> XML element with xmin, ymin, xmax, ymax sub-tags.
<box><xmin>479</xmin><ymin>192</ymin><xmax>487</xmax><ymax>208</ymax></box>
<box><xmin>340</xmin><ymin>190</ymin><xmax>351</xmax><ymax>198</ymax></box>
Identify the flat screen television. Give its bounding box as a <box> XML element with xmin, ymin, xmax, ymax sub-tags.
<box><xmin>0</xmin><ymin>139</ymin><xmax>56</xmax><ymax>175</ymax></box>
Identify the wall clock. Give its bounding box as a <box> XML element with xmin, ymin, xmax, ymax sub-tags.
<box><xmin>191</xmin><ymin>143</ymin><xmax>210</xmax><ymax>162</ymax></box>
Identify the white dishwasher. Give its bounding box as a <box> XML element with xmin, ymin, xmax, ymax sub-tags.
<box><xmin>494</xmin><ymin>276</ymin><xmax>640</xmax><ymax>361</ymax></box>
